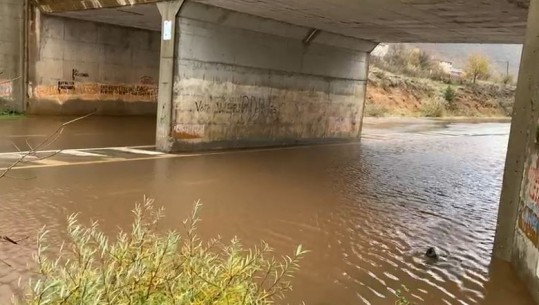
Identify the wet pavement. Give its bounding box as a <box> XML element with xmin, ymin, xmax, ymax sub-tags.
<box><xmin>0</xmin><ymin>116</ymin><xmax>534</xmax><ymax>305</ymax></box>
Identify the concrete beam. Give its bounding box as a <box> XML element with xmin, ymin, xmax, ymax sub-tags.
<box><xmin>36</xmin><ymin>0</ymin><xmax>162</xmax><ymax>13</ymax></box>
<box><xmin>302</xmin><ymin>29</ymin><xmax>320</xmax><ymax>46</ymax></box>
<box><xmin>155</xmin><ymin>0</ymin><xmax>184</xmax><ymax>152</ymax></box>
<box><xmin>494</xmin><ymin>0</ymin><xmax>539</xmax><ymax>261</ymax></box>
<box><xmin>178</xmin><ymin>2</ymin><xmax>376</xmax><ymax>53</ymax></box>
<box><xmin>41</xmin><ymin>0</ymin><xmax>530</xmax><ymax>43</ymax></box>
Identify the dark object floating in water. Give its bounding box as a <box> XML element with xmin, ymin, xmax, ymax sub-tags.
<box><xmin>426</xmin><ymin>247</ymin><xmax>439</xmax><ymax>259</ymax></box>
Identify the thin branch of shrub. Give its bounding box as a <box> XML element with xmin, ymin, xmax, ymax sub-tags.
<box><xmin>0</xmin><ymin>112</ymin><xmax>95</xmax><ymax>180</ymax></box>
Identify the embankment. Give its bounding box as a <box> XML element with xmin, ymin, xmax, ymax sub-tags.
<box><xmin>365</xmin><ymin>67</ymin><xmax>515</xmax><ymax>117</ymax></box>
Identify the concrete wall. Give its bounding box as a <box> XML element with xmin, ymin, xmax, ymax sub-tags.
<box><xmin>28</xmin><ymin>13</ymin><xmax>160</xmax><ymax>115</ymax></box>
<box><xmin>0</xmin><ymin>0</ymin><xmax>25</xmax><ymax>112</ymax></box>
<box><xmin>512</xmin><ymin>143</ymin><xmax>539</xmax><ymax>303</ymax></box>
<box><xmin>170</xmin><ymin>3</ymin><xmax>376</xmax><ymax>151</ymax></box>
<box><xmin>494</xmin><ymin>1</ymin><xmax>539</xmax><ymax>303</ymax></box>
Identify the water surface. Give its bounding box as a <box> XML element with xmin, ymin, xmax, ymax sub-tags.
<box><xmin>0</xmin><ymin>117</ymin><xmax>533</xmax><ymax>304</ymax></box>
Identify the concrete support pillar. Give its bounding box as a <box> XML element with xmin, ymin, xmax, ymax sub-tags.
<box><xmin>0</xmin><ymin>0</ymin><xmax>26</xmax><ymax>112</ymax></box>
<box><xmin>154</xmin><ymin>1</ymin><xmax>373</xmax><ymax>152</ymax></box>
<box><xmin>358</xmin><ymin>51</ymin><xmax>373</xmax><ymax>138</ymax></box>
<box><xmin>156</xmin><ymin>0</ymin><xmax>184</xmax><ymax>152</ymax></box>
<box><xmin>493</xmin><ymin>0</ymin><xmax>539</xmax><ymax>261</ymax></box>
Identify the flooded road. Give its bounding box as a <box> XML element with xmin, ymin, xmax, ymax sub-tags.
<box><xmin>0</xmin><ymin>116</ymin><xmax>534</xmax><ymax>304</ymax></box>
<box><xmin>0</xmin><ymin>116</ymin><xmax>155</xmax><ymax>152</ymax></box>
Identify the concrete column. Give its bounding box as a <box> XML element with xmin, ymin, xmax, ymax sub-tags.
<box><xmin>156</xmin><ymin>0</ymin><xmax>184</xmax><ymax>152</ymax></box>
<box><xmin>21</xmin><ymin>0</ymin><xmax>29</xmax><ymax>112</ymax></box>
<box><xmin>493</xmin><ymin>0</ymin><xmax>539</xmax><ymax>261</ymax></box>
<box><xmin>0</xmin><ymin>0</ymin><xmax>26</xmax><ymax>112</ymax></box>
<box><xmin>357</xmin><ymin>52</ymin><xmax>372</xmax><ymax>138</ymax></box>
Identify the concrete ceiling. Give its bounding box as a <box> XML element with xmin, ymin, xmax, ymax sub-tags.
<box><xmin>55</xmin><ymin>3</ymin><xmax>162</xmax><ymax>31</ymax></box>
<box><xmin>53</xmin><ymin>0</ymin><xmax>530</xmax><ymax>44</ymax></box>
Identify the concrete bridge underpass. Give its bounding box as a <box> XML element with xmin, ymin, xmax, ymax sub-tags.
<box><xmin>2</xmin><ymin>0</ymin><xmax>539</xmax><ymax>303</ymax></box>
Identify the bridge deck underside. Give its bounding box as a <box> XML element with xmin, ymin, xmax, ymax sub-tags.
<box><xmin>39</xmin><ymin>0</ymin><xmax>529</xmax><ymax>44</ymax></box>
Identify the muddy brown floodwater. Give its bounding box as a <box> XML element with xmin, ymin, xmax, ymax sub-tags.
<box><xmin>0</xmin><ymin>116</ymin><xmax>535</xmax><ymax>304</ymax></box>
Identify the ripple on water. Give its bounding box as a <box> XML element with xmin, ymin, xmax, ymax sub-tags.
<box><xmin>328</xmin><ymin>124</ymin><xmax>528</xmax><ymax>304</ymax></box>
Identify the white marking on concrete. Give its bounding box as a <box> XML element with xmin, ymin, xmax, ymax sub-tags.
<box><xmin>0</xmin><ymin>155</ymin><xmax>174</xmax><ymax>171</ymax></box>
<box><xmin>62</xmin><ymin>150</ymin><xmax>106</xmax><ymax>157</ymax></box>
<box><xmin>0</xmin><ymin>145</ymin><xmax>157</xmax><ymax>156</ymax></box>
<box><xmin>0</xmin><ymin>142</ymin><xmax>360</xmax><ymax>172</ymax></box>
<box><xmin>35</xmin><ymin>159</ymin><xmax>72</xmax><ymax>166</ymax></box>
<box><xmin>0</xmin><ymin>153</ymin><xmax>25</xmax><ymax>159</ymax></box>
<box><xmin>6</xmin><ymin>134</ymin><xmax>49</xmax><ymax>138</ymax></box>
<box><xmin>110</xmin><ymin>147</ymin><xmax>164</xmax><ymax>155</ymax></box>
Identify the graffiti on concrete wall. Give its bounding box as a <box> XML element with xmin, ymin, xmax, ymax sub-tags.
<box><xmin>99</xmin><ymin>84</ymin><xmax>157</xmax><ymax>97</ymax></box>
<box><xmin>0</xmin><ymin>80</ymin><xmax>13</xmax><ymax>99</ymax></box>
<box><xmin>171</xmin><ymin>78</ymin><xmax>365</xmax><ymax>145</ymax></box>
<box><xmin>40</xmin><ymin>81</ymin><xmax>157</xmax><ymax>102</ymax></box>
<box><xmin>194</xmin><ymin>96</ymin><xmax>279</xmax><ymax>119</ymax></box>
<box><xmin>72</xmin><ymin>69</ymin><xmax>89</xmax><ymax>80</ymax></box>
<box><xmin>519</xmin><ymin>206</ymin><xmax>539</xmax><ymax>247</ymax></box>
<box><xmin>34</xmin><ymin>67</ymin><xmax>158</xmax><ymax>102</ymax></box>
<box><xmin>57</xmin><ymin>81</ymin><xmax>75</xmax><ymax>93</ymax></box>
<box><xmin>140</xmin><ymin>76</ymin><xmax>155</xmax><ymax>85</ymax></box>
<box><xmin>174</xmin><ymin>124</ymin><xmax>205</xmax><ymax>139</ymax></box>
<box><xmin>519</xmin><ymin>154</ymin><xmax>539</xmax><ymax>247</ymax></box>
<box><xmin>173</xmin><ymin>95</ymin><xmax>282</xmax><ymax>140</ymax></box>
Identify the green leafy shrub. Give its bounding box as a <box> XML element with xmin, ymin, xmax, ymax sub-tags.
<box><xmin>21</xmin><ymin>198</ymin><xmax>307</xmax><ymax>305</ymax></box>
<box><xmin>0</xmin><ymin>107</ymin><xmax>24</xmax><ymax>120</ymax></box>
<box><xmin>365</xmin><ymin>103</ymin><xmax>389</xmax><ymax>117</ymax></box>
<box><xmin>420</xmin><ymin>99</ymin><xmax>446</xmax><ymax>117</ymax></box>
<box><xmin>501</xmin><ymin>74</ymin><xmax>514</xmax><ymax>86</ymax></box>
<box><xmin>443</xmin><ymin>86</ymin><xmax>457</xmax><ymax>110</ymax></box>
<box><xmin>443</xmin><ymin>86</ymin><xmax>456</xmax><ymax>103</ymax></box>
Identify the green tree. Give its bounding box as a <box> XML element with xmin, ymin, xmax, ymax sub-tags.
<box><xmin>443</xmin><ymin>86</ymin><xmax>456</xmax><ymax>103</ymax></box>
<box><xmin>465</xmin><ymin>54</ymin><xmax>490</xmax><ymax>84</ymax></box>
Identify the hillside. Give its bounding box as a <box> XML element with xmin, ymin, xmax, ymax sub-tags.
<box><xmin>365</xmin><ymin>66</ymin><xmax>515</xmax><ymax>118</ymax></box>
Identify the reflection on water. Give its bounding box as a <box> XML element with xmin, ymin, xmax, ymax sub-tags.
<box><xmin>0</xmin><ymin>118</ymin><xmax>534</xmax><ymax>304</ymax></box>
